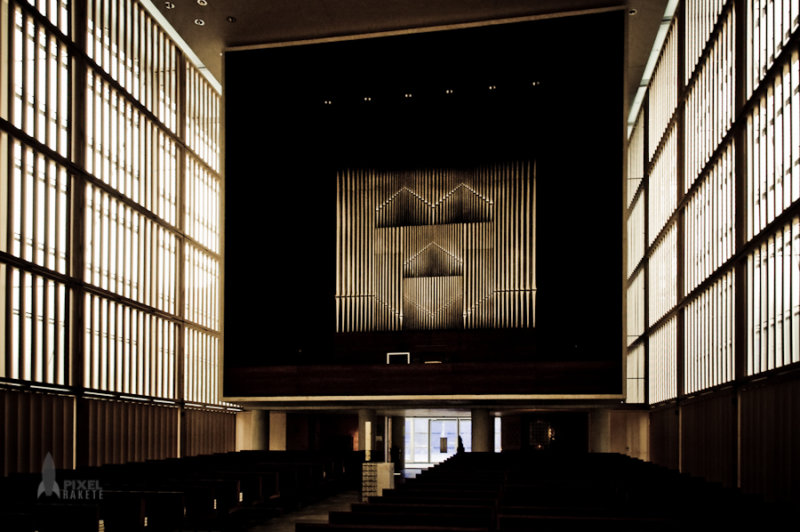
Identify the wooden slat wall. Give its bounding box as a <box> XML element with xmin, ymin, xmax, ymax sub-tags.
<box><xmin>82</xmin><ymin>397</ymin><xmax>178</xmax><ymax>466</ymax></box>
<box><xmin>183</xmin><ymin>408</ymin><xmax>236</xmax><ymax>457</ymax></box>
<box><xmin>648</xmin><ymin>405</ymin><xmax>679</xmax><ymax>470</ymax></box>
<box><xmin>680</xmin><ymin>389</ymin><xmax>736</xmax><ymax>488</ymax></box>
<box><xmin>740</xmin><ymin>376</ymin><xmax>800</xmax><ymax>503</ymax></box>
<box><xmin>1</xmin><ymin>389</ymin><xmax>73</xmax><ymax>476</ymax></box>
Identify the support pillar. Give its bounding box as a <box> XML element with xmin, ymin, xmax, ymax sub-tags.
<box><xmin>269</xmin><ymin>411</ymin><xmax>287</xmax><ymax>451</ymax></box>
<box><xmin>589</xmin><ymin>409</ymin><xmax>611</xmax><ymax>452</ymax></box>
<box><xmin>471</xmin><ymin>408</ymin><xmax>493</xmax><ymax>452</ymax></box>
<box><xmin>236</xmin><ymin>409</ymin><xmax>268</xmax><ymax>451</ymax></box>
<box><xmin>358</xmin><ymin>409</ymin><xmax>377</xmax><ymax>460</ymax></box>
<box><xmin>389</xmin><ymin>416</ymin><xmax>405</xmax><ymax>471</ymax></box>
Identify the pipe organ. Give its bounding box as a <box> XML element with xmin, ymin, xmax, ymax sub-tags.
<box><xmin>336</xmin><ymin>162</ymin><xmax>536</xmax><ymax>332</ymax></box>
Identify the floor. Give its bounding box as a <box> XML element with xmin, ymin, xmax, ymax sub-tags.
<box><xmin>243</xmin><ymin>468</ymin><xmax>424</xmax><ymax>531</ymax></box>
<box><xmin>245</xmin><ymin>490</ymin><xmax>361</xmax><ymax>532</ymax></box>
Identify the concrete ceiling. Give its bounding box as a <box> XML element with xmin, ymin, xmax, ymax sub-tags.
<box><xmin>153</xmin><ymin>0</ymin><xmax>668</xmax><ymax>113</ymax></box>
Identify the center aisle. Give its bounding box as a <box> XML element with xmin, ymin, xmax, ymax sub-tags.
<box><xmin>246</xmin><ymin>490</ymin><xmax>360</xmax><ymax>532</ymax></box>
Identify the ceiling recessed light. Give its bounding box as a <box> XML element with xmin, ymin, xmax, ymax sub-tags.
<box><xmin>197</xmin><ymin>0</ymin><xmax>208</xmax><ymax>5</ymax></box>
<box><xmin>445</xmin><ymin>89</ymin><xmax>454</xmax><ymax>94</ymax></box>
<box><xmin>531</xmin><ymin>81</ymin><xmax>541</xmax><ymax>87</ymax></box>
<box><xmin>194</xmin><ymin>18</ymin><xmax>205</xmax><ymax>26</ymax></box>
<box><xmin>488</xmin><ymin>85</ymin><xmax>497</xmax><ymax>90</ymax></box>
<box><xmin>404</xmin><ymin>93</ymin><xmax>413</xmax><ymax>99</ymax></box>
<box><xmin>226</xmin><ymin>16</ymin><xmax>237</xmax><ymax>23</ymax></box>
<box><xmin>363</xmin><ymin>96</ymin><xmax>372</xmax><ymax>102</ymax></box>
<box><xmin>164</xmin><ymin>1</ymin><xmax>175</xmax><ymax>9</ymax></box>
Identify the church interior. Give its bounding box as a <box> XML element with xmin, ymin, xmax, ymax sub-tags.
<box><xmin>0</xmin><ymin>0</ymin><xmax>798</xmax><ymax>530</ymax></box>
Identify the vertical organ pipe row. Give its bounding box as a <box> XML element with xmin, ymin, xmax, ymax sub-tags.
<box><xmin>336</xmin><ymin>162</ymin><xmax>535</xmax><ymax>332</ymax></box>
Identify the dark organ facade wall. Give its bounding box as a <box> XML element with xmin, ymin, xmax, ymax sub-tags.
<box><xmin>336</xmin><ymin>163</ymin><xmax>535</xmax><ymax>332</ymax></box>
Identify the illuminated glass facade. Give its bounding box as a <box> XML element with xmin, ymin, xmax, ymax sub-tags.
<box><xmin>0</xmin><ymin>0</ymin><xmax>231</xmax><ymax>473</ymax></box>
<box><xmin>627</xmin><ymin>0</ymin><xmax>800</xmax><ymax>404</ymax></box>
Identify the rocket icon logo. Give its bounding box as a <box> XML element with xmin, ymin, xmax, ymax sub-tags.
<box><xmin>37</xmin><ymin>452</ymin><xmax>61</xmax><ymax>498</ymax></box>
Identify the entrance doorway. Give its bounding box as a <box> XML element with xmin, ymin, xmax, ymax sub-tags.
<box><xmin>404</xmin><ymin>417</ymin><xmax>501</xmax><ymax>468</ymax></box>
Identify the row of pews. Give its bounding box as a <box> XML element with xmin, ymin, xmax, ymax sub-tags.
<box><xmin>298</xmin><ymin>451</ymin><xmax>785</xmax><ymax>532</ymax></box>
<box><xmin>0</xmin><ymin>450</ymin><xmax>361</xmax><ymax>531</ymax></box>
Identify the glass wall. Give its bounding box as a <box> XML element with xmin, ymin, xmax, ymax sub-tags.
<box><xmin>627</xmin><ymin>0</ymin><xmax>800</xmax><ymax>405</ymax></box>
<box><xmin>404</xmin><ymin>416</ymin><xmax>500</xmax><ymax>466</ymax></box>
<box><xmin>0</xmin><ymin>0</ymin><xmax>232</xmax><ymax>469</ymax></box>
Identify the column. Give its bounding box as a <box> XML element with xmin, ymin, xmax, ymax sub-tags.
<box><xmin>269</xmin><ymin>411</ymin><xmax>287</xmax><ymax>451</ymax></box>
<box><xmin>389</xmin><ymin>416</ymin><xmax>405</xmax><ymax>471</ymax></box>
<box><xmin>236</xmin><ymin>409</ymin><xmax>269</xmax><ymax>451</ymax></box>
<box><xmin>358</xmin><ymin>409</ymin><xmax>377</xmax><ymax>460</ymax></box>
<box><xmin>471</xmin><ymin>408</ymin><xmax>493</xmax><ymax>452</ymax></box>
<box><xmin>589</xmin><ymin>409</ymin><xmax>611</xmax><ymax>453</ymax></box>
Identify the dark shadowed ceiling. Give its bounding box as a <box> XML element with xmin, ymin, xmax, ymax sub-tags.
<box><xmin>152</xmin><ymin>0</ymin><xmax>667</xmax><ymax>113</ymax></box>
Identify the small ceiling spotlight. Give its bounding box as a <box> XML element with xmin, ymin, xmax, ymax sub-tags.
<box><xmin>323</xmin><ymin>99</ymin><xmax>333</xmax><ymax>105</ymax></box>
<box><xmin>404</xmin><ymin>93</ymin><xmax>413</xmax><ymax>99</ymax></box>
<box><xmin>164</xmin><ymin>1</ymin><xmax>175</xmax><ymax>9</ymax></box>
<box><xmin>226</xmin><ymin>16</ymin><xmax>237</xmax><ymax>23</ymax></box>
<box><xmin>197</xmin><ymin>0</ymin><xmax>208</xmax><ymax>5</ymax></box>
<box><xmin>363</xmin><ymin>96</ymin><xmax>372</xmax><ymax>102</ymax></box>
<box><xmin>531</xmin><ymin>81</ymin><xmax>541</xmax><ymax>87</ymax></box>
<box><xmin>194</xmin><ymin>18</ymin><xmax>205</xmax><ymax>26</ymax></box>
<box><xmin>488</xmin><ymin>85</ymin><xmax>497</xmax><ymax>91</ymax></box>
<box><xmin>445</xmin><ymin>88</ymin><xmax>454</xmax><ymax>95</ymax></box>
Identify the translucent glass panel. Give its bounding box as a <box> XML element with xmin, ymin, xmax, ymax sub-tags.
<box><xmin>185</xmin><ymin>244</ymin><xmax>219</xmax><ymax>330</ymax></box>
<box><xmin>627</xmin><ymin>110</ymin><xmax>645</xmax><ymax>208</ymax></box>
<box><xmin>684</xmin><ymin>7</ymin><xmax>735</xmax><ymax>189</ymax></box>
<box><xmin>86</xmin><ymin>72</ymin><xmax>178</xmax><ymax>225</ymax></box>
<box><xmin>11</xmin><ymin>4</ymin><xmax>69</xmax><ymax>156</ymax></box>
<box><xmin>9</xmin><ymin>139</ymin><xmax>68</xmax><ymax>273</ymax></box>
<box><xmin>685</xmin><ymin>0</ymin><xmax>727</xmax><ymax>80</ymax></box>
<box><xmin>649</xmin><ymin>316</ymin><xmax>678</xmax><ymax>404</ymax></box>
<box><xmin>685</xmin><ymin>270</ymin><xmax>735</xmax><ymax>394</ymax></box>
<box><xmin>84</xmin><ymin>293</ymin><xmax>176</xmax><ymax>398</ymax></box>
<box><xmin>87</xmin><ymin>0</ymin><xmax>178</xmax><ymax>132</ymax></box>
<box><xmin>648</xmin><ymin>20</ymin><xmax>679</xmax><ymax>161</ymax></box>
<box><xmin>747</xmin><ymin>216</ymin><xmax>800</xmax><ymax>375</ymax></box>
<box><xmin>2</xmin><ymin>267</ymin><xmax>67</xmax><ymax>385</ymax></box>
<box><xmin>405</xmin><ymin>418</ymin><xmax>430</xmax><ymax>463</ymax></box>
<box><xmin>27</xmin><ymin>0</ymin><xmax>69</xmax><ymax>35</ymax></box>
<box><xmin>648</xmin><ymin>127</ymin><xmax>677</xmax><ymax>245</ymax></box>
<box><xmin>186</xmin><ymin>155</ymin><xmax>220</xmax><ymax>253</ymax></box>
<box><xmin>85</xmin><ymin>184</ymin><xmax>177</xmax><ymax>314</ymax></box>
<box><xmin>186</xmin><ymin>64</ymin><xmax>220</xmax><ymax>172</ymax></box>
<box><xmin>404</xmin><ymin>418</ymin><xmax>475</xmax><ymax>464</ymax></box>
<box><xmin>626</xmin><ymin>343</ymin><xmax>645</xmax><ymax>403</ymax></box>
<box><xmin>684</xmin><ymin>141</ymin><xmax>735</xmax><ymax>294</ymax></box>
<box><xmin>429</xmin><ymin>419</ymin><xmax>459</xmax><ymax>462</ymax></box>
<box><xmin>628</xmin><ymin>193</ymin><xmax>645</xmax><ymax>278</ymax></box>
<box><xmin>746</xmin><ymin>0</ymin><xmax>800</xmax><ymax>97</ymax></box>
<box><xmin>649</xmin><ymin>223</ymin><xmax>678</xmax><ymax>326</ymax></box>
<box><xmin>746</xmin><ymin>49</ymin><xmax>800</xmax><ymax>240</ymax></box>
<box><xmin>627</xmin><ymin>270</ymin><xmax>645</xmax><ymax>345</ymax></box>
<box><xmin>184</xmin><ymin>327</ymin><xmax>223</xmax><ymax>405</ymax></box>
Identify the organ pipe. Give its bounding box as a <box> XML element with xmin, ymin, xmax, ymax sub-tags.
<box><xmin>335</xmin><ymin>162</ymin><xmax>535</xmax><ymax>332</ymax></box>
